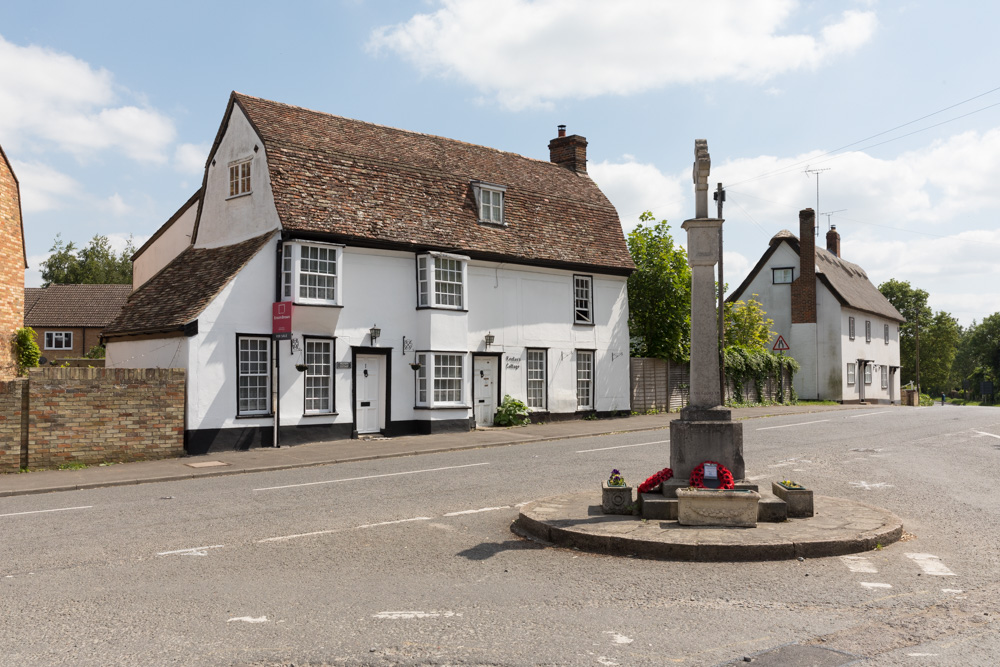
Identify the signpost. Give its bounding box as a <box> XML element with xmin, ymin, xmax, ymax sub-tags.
<box><xmin>772</xmin><ymin>335</ymin><xmax>790</xmax><ymax>352</ymax></box>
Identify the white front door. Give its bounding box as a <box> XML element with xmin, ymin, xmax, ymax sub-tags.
<box><xmin>356</xmin><ymin>355</ymin><xmax>382</xmax><ymax>434</ymax></box>
<box><xmin>473</xmin><ymin>356</ymin><xmax>497</xmax><ymax>427</ymax></box>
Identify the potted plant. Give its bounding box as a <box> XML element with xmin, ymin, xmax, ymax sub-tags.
<box><xmin>409</xmin><ymin>362</ymin><xmax>422</xmax><ymax>371</ymax></box>
<box><xmin>295</xmin><ymin>363</ymin><xmax>308</xmax><ymax>372</ymax></box>
<box><xmin>771</xmin><ymin>480</ymin><xmax>813</xmax><ymax>517</ymax></box>
<box><xmin>601</xmin><ymin>469</ymin><xmax>634</xmax><ymax>515</ymax></box>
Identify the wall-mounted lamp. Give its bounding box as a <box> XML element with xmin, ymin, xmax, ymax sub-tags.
<box><xmin>611</xmin><ymin>351</ymin><xmax>623</xmax><ymax>362</ymax></box>
<box><xmin>484</xmin><ymin>332</ymin><xmax>495</xmax><ymax>348</ymax></box>
<box><xmin>369</xmin><ymin>324</ymin><xmax>381</xmax><ymax>346</ymax></box>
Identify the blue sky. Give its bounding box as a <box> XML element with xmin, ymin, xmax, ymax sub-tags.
<box><xmin>2</xmin><ymin>0</ymin><xmax>999</xmax><ymax>325</ymax></box>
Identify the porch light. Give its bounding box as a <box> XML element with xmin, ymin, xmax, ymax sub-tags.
<box><xmin>370</xmin><ymin>325</ymin><xmax>381</xmax><ymax>346</ymax></box>
<box><xmin>484</xmin><ymin>332</ymin><xmax>495</xmax><ymax>348</ymax></box>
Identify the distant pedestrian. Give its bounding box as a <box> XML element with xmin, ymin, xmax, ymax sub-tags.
<box><xmin>942</xmin><ymin>392</ymin><xmax>946</xmax><ymax>406</ymax></box>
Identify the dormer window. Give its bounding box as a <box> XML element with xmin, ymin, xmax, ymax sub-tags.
<box><xmin>472</xmin><ymin>181</ymin><xmax>506</xmax><ymax>225</ymax></box>
<box><xmin>229</xmin><ymin>157</ymin><xmax>252</xmax><ymax>198</ymax></box>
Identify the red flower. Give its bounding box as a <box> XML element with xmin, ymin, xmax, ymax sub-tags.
<box><xmin>688</xmin><ymin>461</ymin><xmax>735</xmax><ymax>490</ymax></box>
<box><xmin>638</xmin><ymin>467</ymin><xmax>673</xmax><ymax>494</ymax></box>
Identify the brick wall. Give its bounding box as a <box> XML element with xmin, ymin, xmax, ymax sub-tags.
<box><xmin>0</xmin><ymin>367</ymin><xmax>187</xmax><ymax>470</ymax></box>
<box><xmin>33</xmin><ymin>327</ymin><xmax>105</xmax><ymax>361</ymax></box>
<box><xmin>791</xmin><ymin>208</ymin><xmax>817</xmax><ymax>324</ymax></box>
<box><xmin>0</xmin><ymin>149</ymin><xmax>26</xmax><ymax>380</ymax></box>
<box><xmin>0</xmin><ymin>379</ymin><xmax>27</xmax><ymax>472</ymax></box>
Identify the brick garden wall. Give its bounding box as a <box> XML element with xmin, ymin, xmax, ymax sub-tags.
<box><xmin>0</xmin><ymin>150</ymin><xmax>25</xmax><ymax>381</ymax></box>
<box><xmin>0</xmin><ymin>379</ymin><xmax>27</xmax><ymax>473</ymax></box>
<box><xmin>0</xmin><ymin>368</ymin><xmax>185</xmax><ymax>472</ymax></box>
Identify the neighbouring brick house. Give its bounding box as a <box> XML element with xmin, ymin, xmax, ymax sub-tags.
<box><xmin>728</xmin><ymin>209</ymin><xmax>904</xmax><ymax>404</ymax></box>
<box><xmin>0</xmin><ymin>143</ymin><xmax>27</xmax><ymax>379</ymax></box>
<box><xmin>105</xmin><ymin>92</ymin><xmax>634</xmax><ymax>453</ymax></box>
<box><xmin>24</xmin><ymin>284</ymin><xmax>132</xmax><ymax>361</ymax></box>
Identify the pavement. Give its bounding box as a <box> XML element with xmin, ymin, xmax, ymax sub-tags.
<box><xmin>0</xmin><ymin>402</ymin><xmax>881</xmax><ymax>500</ymax></box>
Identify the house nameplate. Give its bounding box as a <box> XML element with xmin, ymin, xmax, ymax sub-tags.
<box><xmin>336</xmin><ymin>362</ymin><xmax>352</xmax><ymax>369</ymax></box>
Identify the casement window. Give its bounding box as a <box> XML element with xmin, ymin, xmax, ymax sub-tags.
<box><xmin>848</xmin><ymin>317</ymin><xmax>856</xmax><ymax>341</ymax></box>
<box><xmin>303</xmin><ymin>337</ymin><xmax>334</xmax><ymax>414</ymax></box>
<box><xmin>282</xmin><ymin>242</ymin><xmax>343</xmax><ymax>306</ymax></box>
<box><xmin>417</xmin><ymin>253</ymin><xmax>468</xmax><ymax>310</ymax></box>
<box><xmin>526</xmin><ymin>349</ymin><xmax>547</xmax><ymax>410</ymax></box>
<box><xmin>573</xmin><ymin>275</ymin><xmax>593</xmax><ymax>325</ymax></box>
<box><xmin>847</xmin><ymin>363</ymin><xmax>856</xmax><ymax>386</ymax></box>
<box><xmin>577</xmin><ymin>350</ymin><xmax>595</xmax><ymax>410</ymax></box>
<box><xmin>237</xmin><ymin>336</ymin><xmax>270</xmax><ymax>416</ymax></box>
<box><xmin>881</xmin><ymin>366</ymin><xmax>889</xmax><ymax>390</ymax></box>
<box><xmin>865</xmin><ymin>320</ymin><xmax>872</xmax><ymax>343</ymax></box>
<box><xmin>884</xmin><ymin>324</ymin><xmax>890</xmax><ymax>345</ymax></box>
<box><xmin>772</xmin><ymin>267</ymin><xmax>794</xmax><ymax>284</ymax></box>
<box><xmin>864</xmin><ymin>364</ymin><xmax>873</xmax><ymax>385</ymax></box>
<box><xmin>229</xmin><ymin>158</ymin><xmax>252</xmax><ymax>197</ymax></box>
<box><xmin>472</xmin><ymin>181</ymin><xmax>506</xmax><ymax>225</ymax></box>
<box><xmin>44</xmin><ymin>331</ymin><xmax>73</xmax><ymax>350</ymax></box>
<box><xmin>415</xmin><ymin>353</ymin><xmax>465</xmax><ymax>407</ymax></box>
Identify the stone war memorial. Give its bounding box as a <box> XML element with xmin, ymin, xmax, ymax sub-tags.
<box><xmin>514</xmin><ymin>140</ymin><xmax>905</xmax><ymax>561</ymax></box>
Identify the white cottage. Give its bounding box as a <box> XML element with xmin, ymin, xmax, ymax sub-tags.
<box><xmin>728</xmin><ymin>209</ymin><xmax>904</xmax><ymax>404</ymax></box>
<box><xmin>105</xmin><ymin>93</ymin><xmax>634</xmax><ymax>453</ymax></box>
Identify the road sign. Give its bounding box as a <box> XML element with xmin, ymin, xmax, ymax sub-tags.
<box><xmin>772</xmin><ymin>335</ymin><xmax>790</xmax><ymax>352</ymax></box>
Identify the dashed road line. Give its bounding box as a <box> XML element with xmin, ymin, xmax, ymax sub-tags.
<box><xmin>860</xmin><ymin>582</ymin><xmax>892</xmax><ymax>589</ymax></box>
<box><xmin>848</xmin><ymin>411</ymin><xmax>890</xmax><ymax>418</ymax></box>
<box><xmin>756</xmin><ymin>420</ymin><xmax>829</xmax><ymax>431</ymax></box>
<box><xmin>373</xmin><ymin>610</ymin><xmax>462</xmax><ymax>619</ymax></box>
<box><xmin>253</xmin><ymin>462</ymin><xmax>490</xmax><ymax>491</ymax></box>
<box><xmin>157</xmin><ymin>545</ymin><xmax>224</xmax><ymax>557</ymax></box>
<box><xmin>841</xmin><ymin>555</ymin><xmax>878</xmax><ymax>573</ymax></box>
<box><xmin>228</xmin><ymin>616</ymin><xmax>268</xmax><ymax>623</ymax></box>
<box><xmin>906</xmin><ymin>553</ymin><xmax>957</xmax><ymax>576</ymax></box>
<box><xmin>443</xmin><ymin>506</ymin><xmax>510</xmax><ymax>516</ymax></box>
<box><xmin>576</xmin><ymin>439</ymin><xmax>668</xmax><ymax>453</ymax></box>
<box><xmin>973</xmin><ymin>430</ymin><xmax>1000</xmax><ymax>440</ymax></box>
<box><xmin>0</xmin><ymin>505</ymin><xmax>93</xmax><ymax>518</ymax></box>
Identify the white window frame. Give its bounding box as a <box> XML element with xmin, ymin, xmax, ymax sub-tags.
<box><xmin>864</xmin><ymin>363</ymin><xmax>873</xmax><ymax>385</ymax></box>
<box><xmin>416</xmin><ymin>253</ymin><xmax>468</xmax><ymax>310</ymax></box>
<box><xmin>884</xmin><ymin>323</ymin><xmax>890</xmax><ymax>345</ymax></box>
<box><xmin>415</xmin><ymin>352</ymin><xmax>466</xmax><ymax>407</ymax></box>
<box><xmin>303</xmin><ymin>337</ymin><xmax>335</xmax><ymax>414</ymax></box>
<box><xmin>772</xmin><ymin>267</ymin><xmax>794</xmax><ymax>284</ymax></box>
<box><xmin>228</xmin><ymin>157</ymin><xmax>252</xmax><ymax>198</ymax></box>
<box><xmin>44</xmin><ymin>331</ymin><xmax>73</xmax><ymax>350</ymax></box>
<box><xmin>237</xmin><ymin>335</ymin><xmax>271</xmax><ymax>416</ymax></box>
<box><xmin>472</xmin><ymin>181</ymin><xmax>506</xmax><ymax>225</ymax></box>
<box><xmin>881</xmin><ymin>365</ymin><xmax>888</xmax><ymax>390</ymax></box>
<box><xmin>865</xmin><ymin>320</ymin><xmax>872</xmax><ymax>343</ymax></box>
<box><xmin>526</xmin><ymin>349</ymin><xmax>547</xmax><ymax>410</ymax></box>
<box><xmin>847</xmin><ymin>362</ymin><xmax>856</xmax><ymax>386</ymax></box>
<box><xmin>848</xmin><ymin>316</ymin><xmax>855</xmax><ymax>341</ymax></box>
<box><xmin>573</xmin><ymin>275</ymin><xmax>593</xmax><ymax>325</ymax></box>
<box><xmin>282</xmin><ymin>241</ymin><xmax>343</xmax><ymax>306</ymax></box>
<box><xmin>577</xmin><ymin>350</ymin><xmax>595</xmax><ymax>410</ymax></box>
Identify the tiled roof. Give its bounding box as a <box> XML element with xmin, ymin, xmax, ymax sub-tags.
<box><xmin>226</xmin><ymin>93</ymin><xmax>634</xmax><ymax>273</ymax></box>
<box><xmin>103</xmin><ymin>231</ymin><xmax>275</xmax><ymax>337</ymax></box>
<box><xmin>24</xmin><ymin>284</ymin><xmax>133</xmax><ymax>328</ymax></box>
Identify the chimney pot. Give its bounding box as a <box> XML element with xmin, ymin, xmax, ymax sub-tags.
<box><xmin>548</xmin><ymin>127</ymin><xmax>588</xmax><ymax>173</ymax></box>
<box><xmin>557</xmin><ymin>124</ymin><xmax>566</xmax><ymax>137</ymax></box>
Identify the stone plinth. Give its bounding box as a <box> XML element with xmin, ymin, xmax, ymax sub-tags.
<box><xmin>669</xmin><ymin>406</ymin><xmax>744</xmax><ymax>482</ymax></box>
<box><xmin>676</xmin><ymin>488</ymin><xmax>759</xmax><ymax>527</ymax></box>
<box><xmin>772</xmin><ymin>482</ymin><xmax>814</xmax><ymax>517</ymax></box>
<box><xmin>601</xmin><ymin>482</ymin><xmax>634</xmax><ymax>515</ymax></box>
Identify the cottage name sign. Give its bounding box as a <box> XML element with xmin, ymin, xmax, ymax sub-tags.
<box><xmin>505</xmin><ymin>353</ymin><xmax>522</xmax><ymax>370</ymax></box>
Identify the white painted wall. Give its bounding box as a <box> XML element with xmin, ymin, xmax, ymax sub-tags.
<box><xmin>106</xmin><ymin>336</ymin><xmax>188</xmax><ymax>370</ymax></box>
<box><xmin>729</xmin><ymin>243</ymin><xmax>798</xmax><ymax>353</ymax></box>
<box><xmin>132</xmin><ymin>198</ymin><xmax>197</xmax><ymax>289</ymax></box>
<box><xmin>837</xmin><ymin>308</ymin><xmax>901</xmax><ymax>403</ymax></box>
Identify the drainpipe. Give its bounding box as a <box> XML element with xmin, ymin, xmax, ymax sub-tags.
<box><xmin>273</xmin><ymin>238</ymin><xmax>282</xmax><ymax>448</ymax></box>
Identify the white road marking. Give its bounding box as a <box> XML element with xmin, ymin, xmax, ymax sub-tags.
<box><xmin>356</xmin><ymin>517</ymin><xmax>433</xmax><ymax>529</ymax></box>
<box><xmin>849</xmin><ymin>481</ymin><xmax>893</xmax><ymax>490</ymax></box>
<box><xmin>767</xmin><ymin>462</ymin><xmax>795</xmax><ymax>468</ymax></box>
<box><xmin>973</xmin><ymin>430</ymin><xmax>1000</xmax><ymax>440</ymax></box>
<box><xmin>443</xmin><ymin>506</ymin><xmax>510</xmax><ymax>516</ymax></box>
<box><xmin>157</xmin><ymin>545</ymin><xmax>224</xmax><ymax>557</ymax></box>
<box><xmin>756</xmin><ymin>420</ymin><xmax>829</xmax><ymax>431</ymax></box>
<box><xmin>576</xmin><ymin>439</ymin><xmax>668</xmax><ymax>453</ymax></box>
<box><xmin>604</xmin><ymin>631</ymin><xmax>633</xmax><ymax>644</ymax></box>
<box><xmin>841</xmin><ymin>555</ymin><xmax>878</xmax><ymax>573</ymax></box>
<box><xmin>228</xmin><ymin>616</ymin><xmax>268</xmax><ymax>623</ymax></box>
<box><xmin>0</xmin><ymin>505</ymin><xmax>93</xmax><ymax>518</ymax></box>
<box><xmin>746</xmin><ymin>475</ymin><xmax>769</xmax><ymax>481</ymax></box>
<box><xmin>253</xmin><ymin>462</ymin><xmax>490</xmax><ymax>491</ymax></box>
<box><xmin>848</xmin><ymin>411</ymin><xmax>890</xmax><ymax>418</ymax></box>
<box><xmin>942</xmin><ymin>589</ymin><xmax>964</xmax><ymax>594</ymax></box>
<box><xmin>906</xmin><ymin>553</ymin><xmax>957</xmax><ymax>576</ymax></box>
<box><xmin>373</xmin><ymin>610</ymin><xmax>462</xmax><ymax>619</ymax></box>
<box><xmin>259</xmin><ymin>517</ymin><xmax>432</xmax><ymax>543</ymax></box>
<box><xmin>907</xmin><ymin>653</ymin><xmax>938</xmax><ymax>657</ymax></box>
<box><xmin>860</xmin><ymin>582</ymin><xmax>892</xmax><ymax>589</ymax></box>
<box><xmin>597</xmin><ymin>657</ymin><xmax>619</xmax><ymax>666</ymax></box>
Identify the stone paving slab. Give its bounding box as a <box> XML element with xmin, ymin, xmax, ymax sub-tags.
<box><xmin>513</xmin><ymin>492</ymin><xmax>903</xmax><ymax>562</ymax></box>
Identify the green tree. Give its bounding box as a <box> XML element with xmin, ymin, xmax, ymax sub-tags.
<box><xmin>40</xmin><ymin>234</ymin><xmax>135</xmax><ymax>286</ymax></box>
<box><xmin>627</xmin><ymin>212</ymin><xmax>691</xmax><ymax>361</ymax></box>
<box><xmin>966</xmin><ymin>313</ymin><xmax>1000</xmax><ymax>394</ymax></box>
<box><xmin>724</xmin><ymin>295</ymin><xmax>775</xmax><ymax>351</ymax></box>
<box><xmin>919</xmin><ymin>311</ymin><xmax>961</xmax><ymax>394</ymax></box>
<box><xmin>12</xmin><ymin>327</ymin><xmax>41</xmax><ymax>375</ymax></box>
<box><xmin>878</xmin><ymin>279</ymin><xmax>932</xmax><ymax>386</ymax></box>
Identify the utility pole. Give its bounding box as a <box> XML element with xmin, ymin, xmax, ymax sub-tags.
<box><xmin>714</xmin><ymin>182</ymin><xmax>726</xmax><ymax>405</ymax></box>
<box><xmin>915</xmin><ymin>315</ymin><xmax>921</xmax><ymax>395</ymax></box>
<box><xmin>805</xmin><ymin>167</ymin><xmax>831</xmax><ymax>236</ymax></box>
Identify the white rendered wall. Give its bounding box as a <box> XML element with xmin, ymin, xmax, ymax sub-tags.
<box><xmin>106</xmin><ymin>337</ymin><xmax>188</xmax><ymax>369</ymax></box>
<box><xmin>838</xmin><ymin>308</ymin><xmax>902</xmax><ymax>403</ymax></box>
<box><xmin>729</xmin><ymin>243</ymin><xmax>798</xmax><ymax>357</ymax></box>
<box><xmin>195</xmin><ymin>105</ymin><xmax>280</xmax><ymax>249</ymax></box>
<box><xmin>815</xmin><ymin>282</ymin><xmax>842</xmax><ymax>400</ymax></box>
<box><xmin>132</xmin><ymin>198</ymin><xmax>197</xmax><ymax>289</ymax></box>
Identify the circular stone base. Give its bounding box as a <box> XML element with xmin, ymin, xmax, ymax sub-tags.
<box><xmin>513</xmin><ymin>492</ymin><xmax>903</xmax><ymax>562</ymax></box>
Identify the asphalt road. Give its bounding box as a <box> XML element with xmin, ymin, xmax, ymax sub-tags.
<box><xmin>2</xmin><ymin>405</ymin><xmax>1000</xmax><ymax>666</ymax></box>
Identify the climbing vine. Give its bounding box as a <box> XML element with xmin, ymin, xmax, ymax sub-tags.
<box><xmin>723</xmin><ymin>348</ymin><xmax>800</xmax><ymax>406</ymax></box>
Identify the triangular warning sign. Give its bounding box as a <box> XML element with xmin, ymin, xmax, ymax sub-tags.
<box><xmin>772</xmin><ymin>335</ymin><xmax>790</xmax><ymax>351</ymax></box>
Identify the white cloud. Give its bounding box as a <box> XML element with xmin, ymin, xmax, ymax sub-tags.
<box><xmin>174</xmin><ymin>142</ymin><xmax>209</xmax><ymax>174</ymax></box>
<box><xmin>9</xmin><ymin>160</ymin><xmax>82</xmax><ymax>213</ymax></box>
<box><xmin>0</xmin><ymin>34</ymin><xmax>175</xmax><ymax>162</ymax></box>
<box><xmin>104</xmin><ymin>193</ymin><xmax>132</xmax><ymax>217</ymax></box>
<box><xmin>368</xmin><ymin>0</ymin><xmax>877</xmax><ymax>110</ymax></box>
<box><xmin>589</xmin><ymin>156</ymin><xmax>687</xmax><ymax>231</ymax></box>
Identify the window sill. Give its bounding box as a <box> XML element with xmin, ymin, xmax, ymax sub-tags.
<box><xmin>413</xmin><ymin>405</ymin><xmax>472</xmax><ymax>411</ymax></box>
<box><xmin>415</xmin><ymin>306</ymin><xmax>469</xmax><ymax>313</ymax></box>
<box><xmin>236</xmin><ymin>413</ymin><xmax>273</xmax><ymax>419</ymax></box>
<box><xmin>573</xmin><ymin>321</ymin><xmax>596</xmax><ymax>327</ymax></box>
<box><xmin>302</xmin><ymin>412</ymin><xmax>339</xmax><ymax>418</ymax></box>
<box><xmin>226</xmin><ymin>192</ymin><xmax>252</xmax><ymax>201</ymax></box>
<box><xmin>290</xmin><ymin>301</ymin><xmax>343</xmax><ymax>309</ymax></box>
<box><xmin>528</xmin><ymin>409</ymin><xmax>549</xmax><ymax>414</ymax></box>
<box><xmin>477</xmin><ymin>219</ymin><xmax>507</xmax><ymax>228</ymax></box>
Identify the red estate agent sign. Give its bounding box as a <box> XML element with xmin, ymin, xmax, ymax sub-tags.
<box><xmin>772</xmin><ymin>335</ymin><xmax>790</xmax><ymax>352</ymax></box>
<box><xmin>272</xmin><ymin>302</ymin><xmax>292</xmax><ymax>339</ymax></box>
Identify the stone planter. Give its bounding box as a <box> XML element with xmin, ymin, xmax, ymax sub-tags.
<box><xmin>601</xmin><ymin>482</ymin><xmax>634</xmax><ymax>515</ymax></box>
<box><xmin>772</xmin><ymin>482</ymin><xmax>814</xmax><ymax>517</ymax></box>
<box><xmin>676</xmin><ymin>488</ymin><xmax>760</xmax><ymax>527</ymax></box>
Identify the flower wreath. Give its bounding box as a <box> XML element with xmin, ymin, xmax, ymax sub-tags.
<box><xmin>689</xmin><ymin>461</ymin><xmax>735</xmax><ymax>489</ymax></box>
<box><xmin>637</xmin><ymin>467</ymin><xmax>673</xmax><ymax>494</ymax></box>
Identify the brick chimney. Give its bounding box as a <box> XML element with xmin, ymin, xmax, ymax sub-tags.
<box><xmin>791</xmin><ymin>208</ymin><xmax>817</xmax><ymax>324</ymax></box>
<box><xmin>826</xmin><ymin>224</ymin><xmax>841</xmax><ymax>258</ymax></box>
<box><xmin>548</xmin><ymin>125</ymin><xmax>588</xmax><ymax>173</ymax></box>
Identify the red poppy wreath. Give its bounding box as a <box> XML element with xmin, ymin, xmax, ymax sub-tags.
<box><xmin>637</xmin><ymin>467</ymin><xmax>673</xmax><ymax>494</ymax></box>
<box><xmin>688</xmin><ymin>461</ymin><xmax>735</xmax><ymax>489</ymax></box>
